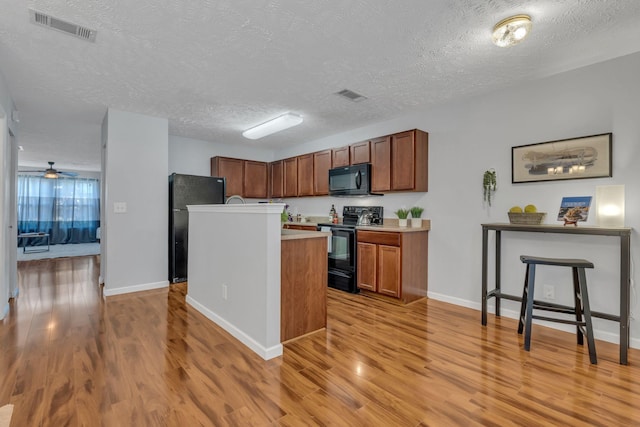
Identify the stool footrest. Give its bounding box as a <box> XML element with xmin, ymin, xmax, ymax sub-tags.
<box><xmin>532</xmin><ymin>315</ymin><xmax>586</xmax><ymax>327</ymax></box>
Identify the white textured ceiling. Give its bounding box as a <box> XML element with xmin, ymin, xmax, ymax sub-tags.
<box><xmin>2</xmin><ymin>0</ymin><xmax>640</xmax><ymax>171</ymax></box>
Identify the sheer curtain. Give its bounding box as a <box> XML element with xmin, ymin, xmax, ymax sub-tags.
<box><xmin>17</xmin><ymin>175</ymin><xmax>100</xmax><ymax>245</ymax></box>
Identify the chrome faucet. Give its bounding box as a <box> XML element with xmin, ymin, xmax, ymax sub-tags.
<box><xmin>225</xmin><ymin>195</ymin><xmax>246</xmax><ymax>204</ymax></box>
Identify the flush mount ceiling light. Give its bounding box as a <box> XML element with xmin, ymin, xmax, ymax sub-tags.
<box><xmin>492</xmin><ymin>15</ymin><xmax>532</xmax><ymax>47</ymax></box>
<box><xmin>242</xmin><ymin>113</ymin><xmax>303</xmax><ymax>140</ymax></box>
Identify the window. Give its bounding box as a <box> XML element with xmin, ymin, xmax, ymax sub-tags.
<box><xmin>17</xmin><ymin>175</ymin><xmax>100</xmax><ymax>245</ymax></box>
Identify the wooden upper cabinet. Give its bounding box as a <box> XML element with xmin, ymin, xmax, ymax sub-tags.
<box><xmin>269</xmin><ymin>160</ymin><xmax>284</xmax><ymax>198</ymax></box>
<box><xmin>370</xmin><ymin>129</ymin><xmax>428</xmax><ymax>193</ymax></box>
<box><xmin>350</xmin><ymin>141</ymin><xmax>370</xmax><ymax>164</ymax></box>
<box><xmin>391</xmin><ymin>131</ymin><xmax>416</xmax><ymax>191</ymax></box>
<box><xmin>243</xmin><ymin>160</ymin><xmax>268</xmax><ymax>198</ymax></box>
<box><xmin>283</xmin><ymin>157</ymin><xmax>298</xmax><ymax>197</ymax></box>
<box><xmin>370</xmin><ymin>136</ymin><xmax>391</xmax><ymax>192</ymax></box>
<box><xmin>313</xmin><ymin>150</ymin><xmax>332</xmax><ymax>196</ymax></box>
<box><xmin>297</xmin><ymin>154</ymin><xmax>314</xmax><ymax>197</ymax></box>
<box><xmin>332</xmin><ymin>146</ymin><xmax>350</xmax><ymax>167</ymax></box>
<box><xmin>211</xmin><ymin>156</ymin><xmax>243</xmax><ymax>198</ymax></box>
<box><xmin>391</xmin><ymin>129</ymin><xmax>428</xmax><ymax>192</ymax></box>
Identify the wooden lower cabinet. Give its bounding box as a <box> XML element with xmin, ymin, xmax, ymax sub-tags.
<box><xmin>378</xmin><ymin>245</ymin><xmax>401</xmax><ymax>297</ymax></box>
<box><xmin>357</xmin><ymin>230</ymin><xmax>428</xmax><ymax>303</ymax></box>
<box><xmin>356</xmin><ymin>242</ymin><xmax>377</xmax><ymax>292</ymax></box>
<box><xmin>281</xmin><ymin>236</ymin><xmax>327</xmax><ymax>342</ymax></box>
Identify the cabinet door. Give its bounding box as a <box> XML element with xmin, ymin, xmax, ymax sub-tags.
<box><xmin>378</xmin><ymin>244</ymin><xmax>400</xmax><ymax>297</ymax></box>
<box><xmin>350</xmin><ymin>141</ymin><xmax>370</xmax><ymax>164</ymax></box>
<box><xmin>391</xmin><ymin>131</ymin><xmax>415</xmax><ymax>191</ymax></box>
<box><xmin>269</xmin><ymin>160</ymin><xmax>284</xmax><ymax>198</ymax></box>
<box><xmin>244</xmin><ymin>160</ymin><xmax>268</xmax><ymax>198</ymax></box>
<box><xmin>313</xmin><ymin>150</ymin><xmax>332</xmax><ymax>196</ymax></box>
<box><xmin>297</xmin><ymin>154</ymin><xmax>314</xmax><ymax>196</ymax></box>
<box><xmin>332</xmin><ymin>146</ymin><xmax>350</xmax><ymax>167</ymax></box>
<box><xmin>211</xmin><ymin>157</ymin><xmax>243</xmax><ymax>198</ymax></box>
<box><xmin>283</xmin><ymin>157</ymin><xmax>298</xmax><ymax>197</ymax></box>
<box><xmin>370</xmin><ymin>136</ymin><xmax>391</xmax><ymax>192</ymax></box>
<box><xmin>357</xmin><ymin>242</ymin><xmax>377</xmax><ymax>292</ymax></box>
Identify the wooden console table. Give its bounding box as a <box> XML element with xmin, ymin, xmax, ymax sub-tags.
<box><xmin>481</xmin><ymin>223</ymin><xmax>632</xmax><ymax>364</ymax></box>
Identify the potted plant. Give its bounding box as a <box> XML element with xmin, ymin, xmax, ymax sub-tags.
<box><xmin>483</xmin><ymin>169</ymin><xmax>497</xmax><ymax>206</ymax></box>
<box><xmin>410</xmin><ymin>206</ymin><xmax>424</xmax><ymax>228</ymax></box>
<box><xmin>395</xmin><ymin>208</ymin><xmax>409</xmax><ymax>227</ymax></box>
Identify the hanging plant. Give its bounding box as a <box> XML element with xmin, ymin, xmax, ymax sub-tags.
<box><xmin>483</xmin><ymin>169</ymin><xmax>497</xmax><ymax>206</ymax></box>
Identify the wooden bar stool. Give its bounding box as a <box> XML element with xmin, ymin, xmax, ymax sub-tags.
<box><xmin>518</xmin><ymin>255</ymin><xmax>597</xmax><ymax>364</ymax></box>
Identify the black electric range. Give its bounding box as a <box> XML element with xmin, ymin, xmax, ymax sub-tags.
<box><xmin>318</xmin><ymin>206</ymin><xmax>383</xmax><ymax>293</ymax></box>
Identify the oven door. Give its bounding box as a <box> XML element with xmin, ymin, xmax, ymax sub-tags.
<box><xmin>327</xmin><ymin>226</ymin><xmax>356</xmax><ymax>273</ymax></box>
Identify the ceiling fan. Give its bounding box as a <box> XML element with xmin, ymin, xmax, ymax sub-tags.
<box><xmin>19</xmin><ymin>161</ymin><xmax>78</xmax><ymax>179</ymax></box>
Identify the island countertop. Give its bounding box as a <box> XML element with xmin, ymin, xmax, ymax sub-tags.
<box><xmin>281</xmin><ymin>229</ymin><xmax>330</xmax><ymax>241</ymax></box>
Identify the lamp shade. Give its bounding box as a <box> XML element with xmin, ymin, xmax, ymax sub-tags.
<box><xmin>595</xmin><ymin>185</ymin><xmax>625</xmax><ymax>227</ymax></box>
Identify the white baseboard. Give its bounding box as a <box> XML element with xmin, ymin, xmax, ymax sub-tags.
<box><xmin>103</xmin><ymin>280</ymin><xmax>169</xmax><ymax>297</ymax></box>
<box><xmin>427</xmin><ymin>291</ymin><xmax>640</xmax><ymax>350</ymax></box>
<box><xmin>0</xmin><ymin>302</ymin><xmax>8</xmax><ymax>320</ymax></box>
<box><xmin>186</xmin><ymin>295</ymin><xmax>283</xmax><ymax>360</ymax></box>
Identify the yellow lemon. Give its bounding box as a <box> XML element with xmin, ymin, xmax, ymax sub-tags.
<box><xmin>524</xmin><ymin>204</ymin><xmax>537</xmax><ymax>213</ymax></box>
<box><xmin>509</xmin><ymin>206</ymin><xmax>523</xmax><ymax>213</ymax></box>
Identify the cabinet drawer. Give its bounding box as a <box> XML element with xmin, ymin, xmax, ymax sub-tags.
<box><xmin>357</xmin><ymin>231</ymin><xmax>400</xmax><ymax>246</ymax></box>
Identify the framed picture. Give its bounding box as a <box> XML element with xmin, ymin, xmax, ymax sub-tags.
<box><xmin>512</xmin><ymin>133</ymin><xmax>612</xmax><ymax>183</ymax></box>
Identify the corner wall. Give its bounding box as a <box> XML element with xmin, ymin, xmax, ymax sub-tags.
<box><xmin>102</xmin><ymin>109</ymin><xmax>169</xmax><ymax>296</ymax></box>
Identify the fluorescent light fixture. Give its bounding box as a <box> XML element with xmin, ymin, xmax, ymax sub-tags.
<box><xmin>492</xmin><ymin>15</ymin><xmax>532</xmax><ymax>47</ymax></box>
<box><xmin>242</xmin><ymin>113</ymin><xmax>303</xmax><ymax>140</ymax></box>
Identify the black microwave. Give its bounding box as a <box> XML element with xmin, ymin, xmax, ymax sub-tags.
<box><xmin>328</xmin><ymin>163</ymin><xmax>379</xmax><ymax>197</ymax></box>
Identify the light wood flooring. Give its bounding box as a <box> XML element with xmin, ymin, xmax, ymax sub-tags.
<box><xmin>1</xmin><ymin>256</ymin><xmax>640</xmax><ymax>426</ymax></box>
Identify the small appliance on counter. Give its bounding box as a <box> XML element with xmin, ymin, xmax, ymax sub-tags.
<box><xmin>318</xmin><ymin>206</ymin><xmax>383</xmax><ymax>293</ymax></box>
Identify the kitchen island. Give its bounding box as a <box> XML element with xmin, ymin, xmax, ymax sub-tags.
<box><xmin>281</xmin><ymin>229</ymin><xmax>328</xmax><ymax>341</ymax></box>
<box><xmin>186</xmin><ymin>203</ymin><xmax>328</xmax><ymax>360</ymax></box>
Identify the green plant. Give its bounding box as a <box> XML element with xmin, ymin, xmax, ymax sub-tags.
<box><xmin>395</xmin><ymin>208</ymin><xmax>409</xmax><ymax>219</ymax></box>
<box><xmin>483</xmin><ymin>169</ymin><xmax>497</xmax><ymax>206</ymax></box>
<box><xmin>409</xmin><ymin>206</ymin><xmax>424</xmax><ymax>218</ymax></box>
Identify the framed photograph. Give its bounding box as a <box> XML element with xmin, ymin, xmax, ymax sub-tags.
<box><xmin>512</xmin><ymin>133</ymin><xmax>612</xmax><ymax>183</ymax></box>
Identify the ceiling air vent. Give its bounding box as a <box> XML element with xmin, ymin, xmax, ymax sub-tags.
<box><xmin>29</xmin><ymin>9</ymin><xmax>97</xmax><ymax>42</ymax></box>
<box><xmin>335</xmin><ymin>89</ymin><xmax>367</xmax><ymax>102</ymax></box>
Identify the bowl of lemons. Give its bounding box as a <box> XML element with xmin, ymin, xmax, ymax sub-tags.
<box><xmin>508</xmin><ymin>204</ymin><xmax>547</xmax><ymax>225</ymax></box>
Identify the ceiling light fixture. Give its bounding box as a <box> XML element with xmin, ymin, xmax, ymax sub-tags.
<box><xmin>44</xmin><ymin>170</ymin><xmax>59</xmax><ymax>179</ymax></box>
<box><xmin>242</xmin><ymin>113</ymin><xmax>303</xmax><ymax>140</ymax></box>
<box><xmin>492</xmin><ymin>15</ymin><xmax>532</xmax><ymax>47</ymax></box>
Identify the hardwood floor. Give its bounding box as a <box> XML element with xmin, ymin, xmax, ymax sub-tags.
<box><xmin>2</xmin><ymin>256</ymin><xmax>640</xmax><ymax>426</ymax></box>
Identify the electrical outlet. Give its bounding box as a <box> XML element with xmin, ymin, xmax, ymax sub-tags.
<box><xmin>543</xmin><ymin>284</ymin><xmax>555</xmax><ymax>300</ymax></box>
<box><xmin>222</xmin><ymin>284</ymin><xmax>228</xmax><ymax>300</ymax></box>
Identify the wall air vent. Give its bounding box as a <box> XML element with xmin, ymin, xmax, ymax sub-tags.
<box><xmin>335</xmin><ymin>89</ymin><xmax>367</xmax><ymax>102</ymax></box>
<box><xmin>29</xmin><ymin>9</ymin><xmax>97</xmax><ymax>42</ymax></box>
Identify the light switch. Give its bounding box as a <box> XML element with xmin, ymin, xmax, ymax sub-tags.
<box><xmin>114</xmin><ymin>202</ymin><xmax>127</xmax><ymax>213</ymax></box>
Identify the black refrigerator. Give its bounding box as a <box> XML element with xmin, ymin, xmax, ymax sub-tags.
<box><xmin>169</xmin><ymin>173</ymin><xmax>226</xmax><ymax>283</ymax></box>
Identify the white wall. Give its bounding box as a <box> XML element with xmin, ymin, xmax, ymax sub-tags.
<box><xmin>186</xmin><ymin>204</ymin><xmax>283</xmax><ymax>359</ymax></box>
<box><xmin>169</xmin><ymin>135</ymin><xmax>273</xmax><ymax>176</ymax></box>
<box><xmin>102</xmin><ymin>109</ymin><xmax>169</xmax><ymax>296</ymax></box>
<box><xmin>272</xmin><ymin>52</ymin><xmax>640</xmax><ymax>348</ymax></box>
<box><xmin>0</xmin><ymin>69</ymin><xmax>17</xmax><ymax>320</ymax></box>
